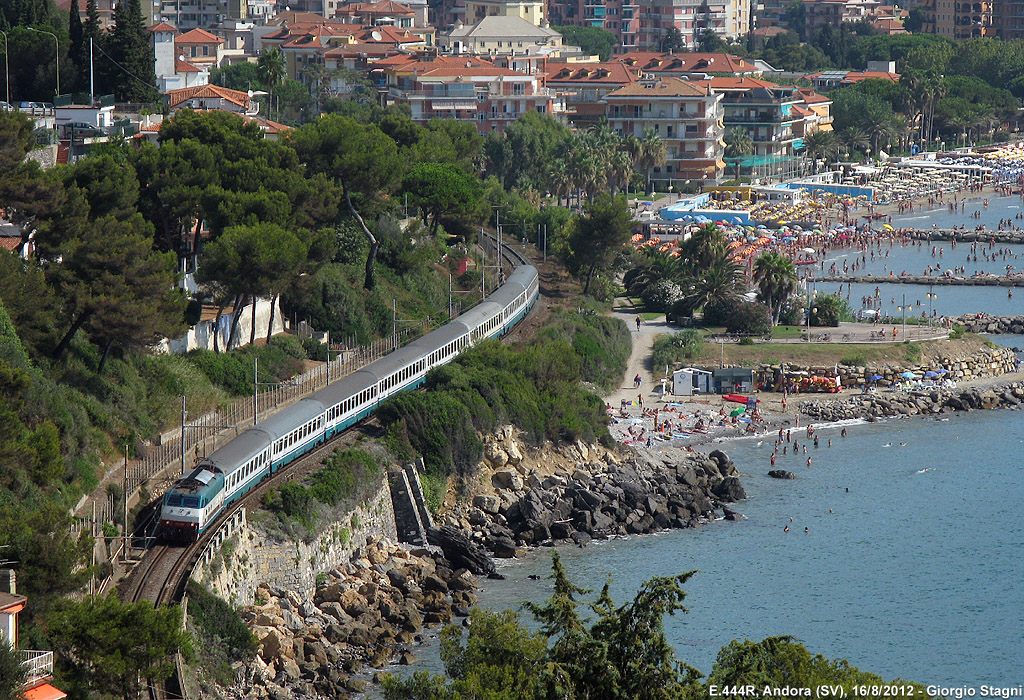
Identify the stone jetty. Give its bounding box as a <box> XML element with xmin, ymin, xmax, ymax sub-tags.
<box><xmin>811</xmin><ymin>274</ymin><xmax>1024</xmax><ymax>287</ymax></box>
<box><xmin>950</xmin><ymin>314</ymin><xmax>1024</xmax><ymax>335</ymax></box>
<box><xmin>905</xmin><ymin>229</ymin><xmax>1024</xmax><ymax>244</ymax></box>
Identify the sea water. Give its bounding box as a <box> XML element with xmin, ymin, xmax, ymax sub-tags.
<box><xmin>408</xmin><ymin>411</ymin><xmax>1024</xmax><ymax>688</ymax></box>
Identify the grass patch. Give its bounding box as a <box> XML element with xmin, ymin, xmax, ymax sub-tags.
<box><xmin>640</xmin><ymin>311</ymin><xmax>662</xmax><ymax>321</ymax></box>
<box><xmin>770</xmin><ymin>325</ymin><xmax>803</xmax><ymax>339</ymax></box>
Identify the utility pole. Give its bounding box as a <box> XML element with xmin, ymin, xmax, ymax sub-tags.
<box><xmin>0</xmin><ymin>31</ymin><xmax>9</xmax><ymax>108</ymax></box>
<box><xmin>392</xmin><ymin>299</ymin><xmax>397</xmax><ymax>349</ymax></box>
<box><xmin>123</xmin><ymin>443</ymin><xmax>129</xmax><ymax>563</ymax></box>
<box><xmin>89</xmin><ymin>37</ymin><xmax>94</xmax><ymax>104</ymax></box>
<box><xmin>180</xmin><ymin>396</ymin><xmax>187</xmax><ymax>476</ymax></box>
<box><xmin>253</xmin><ymin>357</ymin><xmax>259</xmax><ymax>425</ymax></box>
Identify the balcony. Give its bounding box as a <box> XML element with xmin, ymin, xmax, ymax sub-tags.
<box><xmin>19</xmin><ymin>650</ymin><xmax>54</xmax><ymax>687</ymax></box>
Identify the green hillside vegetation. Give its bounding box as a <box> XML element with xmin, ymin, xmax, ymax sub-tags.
<box><xmin>378</xmin><ymin>308</ymin><xmax>628</xmax><ymax>478</ymax></box>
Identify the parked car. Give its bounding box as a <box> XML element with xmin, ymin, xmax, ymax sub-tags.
<box><xmin>19</xmin><ymin>101</ymin><xmax>44</xmax><ymax>112</ymax></box>
<box><xmin>62</xmin><ymin>122</ymin><xmax>105</xmax><ymax>138</ymax></box>
<box><xmin>0</xmin><ymin>101</ymin><xmax>13</xmax><ymax>112</ymax></box>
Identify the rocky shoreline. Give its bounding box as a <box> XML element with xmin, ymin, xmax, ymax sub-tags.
<box><xmin>799</xmin><ymin>380</ymin><xmax>1024</xmax><ymax>422</ymax></box>
<box><xmin>441</xmin><ymin>432</ymin><xmax>747</xmax><ymax>557</ymax></box>
<box><xmin>230</xmin><ymin>540</ymin><xmax>481</xmax><ymax>700</ymax></box>
<box><xmin>811</xmin><ymin>274</ymin><xmax>1024</xmax><ymax>287</ymax></box>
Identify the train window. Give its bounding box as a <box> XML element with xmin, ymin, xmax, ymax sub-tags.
<box><xmin>183</xmin><ymin>496</ymin><xmax>200</xmax><ymax>508</ymax></box>
<box><xmin>166</xmin><ymin>495</ymin><xmax>183</xmax><ymax>506</ymax></box>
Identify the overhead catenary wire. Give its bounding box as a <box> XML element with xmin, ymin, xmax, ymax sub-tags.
<box><xmin>92</xmin><ymin>41</ymin><xmax>160</xmax><ymax>94</ymax></box>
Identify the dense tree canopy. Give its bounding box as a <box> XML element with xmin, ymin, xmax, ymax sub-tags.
<box><xmin>553</xmin><ymin>25</ymin><xmax>617</xmax><ymax>60</ymax></box>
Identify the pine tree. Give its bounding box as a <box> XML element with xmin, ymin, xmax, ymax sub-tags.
<box><xmin>107</xmin><ymin>0</ymin><xmax>157</xmax><ymax>102</ymax></box>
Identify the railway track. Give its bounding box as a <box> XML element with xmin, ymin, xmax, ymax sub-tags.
<box><xmin>123</xmin><ymin>229</ymin><xmax>531</xmax><ymax>698</ymax></box>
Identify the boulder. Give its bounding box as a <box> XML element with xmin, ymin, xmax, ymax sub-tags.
<box><xmin>492</xmin><ymin>469</ymin><xmax>523</xmax><ymax>491</ymax></box>
<box><xmin>339</xmin><ymin>589</ymin><xmax>369</xmax><ymax>617</ymax></box>
<box><xmin>485</xmin><ymin>443</ymin><xmax>509</xmax><ymax>467</ymax></box>
<box><xmin>473</xmin><ymin>494</ymin><xmax>501</xmax><ymax>514</ymax></box>
<box><xmin>491</xmin><ymin>536</ymin><xmax>518</xmax><ymax>558</ymax></box>
<box><xmin>427</xmin><ymin>525</ymin><xmax>496</xmax><ymax>576</ymax></box>
<box><xmin>768</xmin><ymin>470</ymin><xmax>796</xmax><ymax>480</ymax></box>
<box><xmin>712</xmin><ymin>476</ymin><xmax>746</xmax><ymax>503</ymax></box>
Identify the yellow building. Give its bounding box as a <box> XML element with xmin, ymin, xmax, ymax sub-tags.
<box><xmin>463</xmin><ymin>0</ymin><xmax>545</xmax><ymax>26</ymax></box>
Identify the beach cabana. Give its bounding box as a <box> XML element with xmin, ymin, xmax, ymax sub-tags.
<box><xmin>712</xmin><ymin>368</ymin><xmax>755</xmax><ymax>394</ymax></box>
<box><xmin>673</xmin><ymin>368</ymin><xmax>712</xmax><ymax>396</ymax></box>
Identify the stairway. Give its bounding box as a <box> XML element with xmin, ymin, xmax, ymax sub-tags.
<box><xmin>388</xmin><ymin>459</ymin><xmax>433</xmax><ymax>545</ymax></box>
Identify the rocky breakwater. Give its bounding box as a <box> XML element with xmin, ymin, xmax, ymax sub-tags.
<box><xmin>812</xmin><ymin>273</ymin><xmax>1024</xmax><ymax>287</ymax></box>
<box><xmin>951</xmin><ymin>314</ymin><xmax>1024</xmax><ymax>336</ymax></box>
<box><xmin>800</xmin><ymin>380</ymin><xmax>1024</xmax><ymax>422</ymax></box>
<box><xmin>235</xmin><ymin>539</ymin><xmax>480</xmax><ymax>700</ymax></box>
<box><xmin>907</xmin><ymin>229</ymin><xmax>1024</xmax><ymax>244</ymax></box>
<box><xmin>443</xmin><ymin>429</ymin><xmax>746</xmax><ymax>558</ymax></box>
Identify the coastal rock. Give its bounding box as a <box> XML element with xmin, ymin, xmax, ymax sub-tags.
<box><xmin>712</xmin><ymin>477</ymin><xmax>746</xmax><ymax>503</ymax></box>
<box><xmin>492</xmin><ymin>469</ymin><xmax>523</xmax><ymax>491</ymax></box>
<box><xmin>426</xmin><ymin>525</ymin><xmax>496</xmax><ymax>576</ymax></box>
<box><xmin>768</xmin><ymin>470</ymin><xmax>797</xmax><ymax>480</ymax></box>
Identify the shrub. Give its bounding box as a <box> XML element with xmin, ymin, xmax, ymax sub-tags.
<box><xmin>186</xmin><ymin>581</ymin><xmax>257</xmax><ymax>669</ymax></box>
<box><xmin>809</xmin><ymin>294</ymin><xmax>847</xmax><ymax>327</ymax></box>
<box><xmin>949</xmin><ymin>325</ymin><xmax>965</xmax><ymax>339</ymax></box>
<box><xmin>651</xmin><ymin>330</ymin><xmax>704</xmax><ymax>370</ymax></box>
<box><xmin>841</xmin><ymin>353</ymin><xmax>866</xmax><ymax>367</ymax></box>
<box><xmin>716</xmin><ymin>300</ymin><xmax>771</xmax><ymax>335</ymax></box>
<box><xmin>641</xmin><ymin>279</ymin><xmax>683</xmax><ymax>314</ymax></box>
<box><xmin>309</xmin><ymin>449</ymin><xmax>379</xmax><ymax>506</ymax></box>
<box><xmin>738</xmin><ymin>336</ymin><xmax>755</xmax><ymax>346</ymax></box>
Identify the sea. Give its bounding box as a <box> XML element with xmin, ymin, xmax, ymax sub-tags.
<box><xmin>383</xmin><ymin>198</ymin><xmax>1024</xmax><ymax>693</ymax></box>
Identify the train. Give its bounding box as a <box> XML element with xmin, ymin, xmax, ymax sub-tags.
<box><xmin>159</xmin><ymin>260</ymin><xmax>539</xmax><ymax>540</ymax></box>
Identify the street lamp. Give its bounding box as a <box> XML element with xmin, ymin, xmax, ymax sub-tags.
<box><xmin>926</xmin><ymin>285</ymin><xmax>937</xmax><ymax>326</ymax></box>
<box><xmin>0</xmin><ymin>30</ymin><xmax>9</xmax><ymax>107</ymax></box>
<box><xmin>895</xmin><ymin>292</ymin><xmax>906</xmax><ymax>339</ymax></box>
<box><xmin>26</xmin><ymin>27</ymin><xmax>59</xmax><ymax>97</ymax></box>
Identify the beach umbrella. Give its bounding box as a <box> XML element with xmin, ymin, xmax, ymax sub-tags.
<box><xmin>801</xmin><ymin>247</ymin><xmax>816</xmax><ymax>254</ymax></box>
<box><xmin>730</xmin><ymin>407</ymin><xmax>746</xmax><ymax>417</ymax></box>
<box><xmin>868</xmin><ymin>374</ymin><xmax>883</xmax><ymax>381</ymax></box>
<box><xmin>900</xmin><ymin>371</ymin><xmax>917</xmax><ymax>379</ymax></box>
<box><xmin>924</xmin><ymin>371</ymin><xmax>939</xmax><ymax>378</ymax></box>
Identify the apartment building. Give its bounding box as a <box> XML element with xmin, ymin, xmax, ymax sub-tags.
<box><xmin>603</xmin><ymin>77</ymin><xmax>725</xmax><ymax>184</ymax></box>
<box><xmin>550</xmin><ymin>0</ymin><xmax>751</xmax><ymax>52</ymax></box>
<box><xmin>924</xmin><ymin>0</ymin><xmax>997</xmax><ymax>38</ymax></box>
<box><xmin>464</xmin><ymin>0</ymin><xmax>547</xmax><ymax>24</ymax></box>
<box><xmin>545</xmin><ymin>61</ymin><xmax>642</xmax><ymax>126</ymax></box>
<box><xmin>383</xmin><ymin>56</ymin><xmax>565</xmax><ymax>132</ymax></box>
<box><xmin>697</xmin><ymin>76</ymin><xmax>803</xmax><ymax>180</ymax></box>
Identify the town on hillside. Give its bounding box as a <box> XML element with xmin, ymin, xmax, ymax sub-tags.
<box><xmin>2</xmin><ymin>0</ymin><xmax>1024</xmax><ymax>698</ymax></box>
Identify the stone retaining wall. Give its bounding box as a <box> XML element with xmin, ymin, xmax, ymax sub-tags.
<box><xmin>758</xmin><ymin>345</ymin><xmax>1017</xmax><ymax>389</ymax></box>
<box><xmin>190</xmin><ymin>475</ymin><xmax>397</xmax><ymax>606</ymax></box>
<box><xmin>906</xmin><ymin>229</ymin><xmax>1024</xmax><ymax>244</ymax></box>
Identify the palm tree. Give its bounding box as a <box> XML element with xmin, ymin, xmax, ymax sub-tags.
<box><xmin>724</xmin><ymin>127</ymin><xmax>754</xmax><ymax>180</ymax></box>
<box><xmin>680</xmin><ymin>222</ymin><xmax>728</xmax><ymax>270</ymax></box>
<box><xmin>753</xmin><ymin>252</ymin><xmax>798</xmax><ymax>326</ymax></box>
<box><xmin>840</xmin><ymin>127</ymin><xmax>868</xmax><ymax>158</ymax></box>
<box><xmin>257</xmin><ymin>48</ymin><xmax>286</xmax><ymax>120</ymax></box>
<box><xmin>860</xmin><ymin>105</ymin><xmax>893</xmax><ymax>158</ymax></box>
<box><xmin>802</xmin><ymin>130</ymin><xmax>839</xmax><ymax>172</ymax></box>
<box><xmin>677</xmin><ymin>252</ymin><xmax>744</xmax><ymax>317</ymax></box>
<box><xmin>635</xmin><ymin>127</ymin><xmax>666</xmax><ymax>195</ymax></box>
<box><xmin>625</xmin><ymin>248</ymin><xmax>687</xmax><ymax>297</ymax></box>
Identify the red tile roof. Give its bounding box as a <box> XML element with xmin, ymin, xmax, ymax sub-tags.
<box><xmin>546</xmin><ymin>62</ymin><xmax>642</xmax><ymax>85</ymax></box>
<box><xmin>355</xmin><ymin>26</ymin><xmax>421</xmax><ymax>43</ymax></box>
<box><xmin>175</xmin><ymin>28</ymin><xmax>223</xmax><ymax>44</ymax></box>
<box><xmin>604</xmin><ymin>77</ymin><xmax>712</xmax><ymax>98</ymax></box>
<box><xmin>615</xmin><ymin>51</ymin><xmax>759</xmax><ymax>75</ymax></box>
<box><xmin>165</xmin><ymin>84</ymin><xmax>250</xmax><ymax>108</ymax></box>
<box><xmin>147</xmin><ymin>21</ymin><xmax>177</xmax><ymax>32</ymax></box>
<box><xmin>175</xmin><ymin>58</ymin><xmax>202</xmax><ymax>73</ymax></box>
<box><xmin>342</xmin><ymin>0</ymin><xmax>415</xmax><ymax>16</ymax></box>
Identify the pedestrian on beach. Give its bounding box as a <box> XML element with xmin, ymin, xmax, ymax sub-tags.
<box><xmin>638</xmin><ymin>394</ymin><xmax>643</xmax><ymax>408</ymax></box>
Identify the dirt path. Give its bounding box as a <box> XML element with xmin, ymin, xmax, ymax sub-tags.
<box><xmin>603</xmin><ymin>298</ymin><xmax>674</xmax><ymax>410</ymax></box>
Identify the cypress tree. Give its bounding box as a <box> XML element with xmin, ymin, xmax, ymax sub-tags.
<box><xmin>69</xmin><ymin>0</ymin><xmax>86</xmax><ymax>94</ymax></box>
<box><xmin>107</xmin><ymin>0</ymin><xmax>156</xmax><ymax>102</ymax></box>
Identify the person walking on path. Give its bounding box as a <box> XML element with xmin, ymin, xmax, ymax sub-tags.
<box><xmin>635</xmin><ymin>316</ymin><xmax>642</xmax><ymax>331</ymax></box>
<box><xmin>634</xmin><ymin>373</ymin><xmax>642</xmax><ymax>388</ymax></box>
